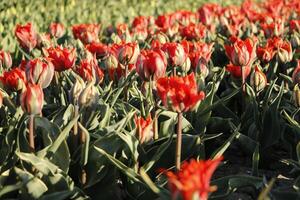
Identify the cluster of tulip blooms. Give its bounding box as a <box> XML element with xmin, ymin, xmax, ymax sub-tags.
<box><xmin>0</xmin><ymin>0</ymin><xmax>300</xmax><ymax>199</ymax></box>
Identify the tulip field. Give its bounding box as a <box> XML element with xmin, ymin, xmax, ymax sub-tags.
<box><xmin>1</xmin><ymin>0</ymin><xmax>300</xmax><ymax>199</ymax></box>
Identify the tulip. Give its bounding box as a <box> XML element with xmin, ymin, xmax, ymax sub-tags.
<box><xmin>117</xmin><ymin>42</ymin><xmax>140</xmax><ymax>65</ymax></box>
<box><xmin>15</xmin><ymin>23</ymin><xmax>38</xmax><ymax>51</ymax></box>
<box><xmin>104</xmin><ymin>53</ymin><xmax>120</xmax><ymax>81</ymax></box>
<box><xmin>69</xmin><ymin>76</ymin><xmax>85</xmax><ymax>105</ymax></box>
<box><xmin>291</xmin><ymin>32</ymin><xmax>300</xmax><ymax>49</ymax></box>
<box><xmin>256</xmin><ymin>46</ymin><xmax>275</xmax><ymax>63</ymax></box>
<box><xmin>156</xmin><ymin>73</ymin><xmax>205</xmax><ymax>113</ymax></box>
<box><xmin>26</xmin><ymin>58</ymin><xmax>54</xmax><ymax>88</ymax></box>
<box><xmin>134</xmin><ymin>115</ymin><xmax>153</xmax><ymax>144</ymax></box>
<box><xmin>161</xmin><ymin>42</ymin><xmax>187</xmax><ymax>67</ymax></box>
<box><xmin>261</xmin><ymin>20</ymin><xmax>284</xmax><ymax>38</ymax></box>
<box><xmin>294</xmin><ymin>84</ymin><xmax>300</xmax><ymax>107</ymax></box>
<box><xmin>46</xmin><ymin>46</ymin><xmax>76</xmax><ymax>71</ymax></box>
<box><xmin>290</xmin><ymin>20</ymin><xmax>300</xmax><ymax>33</ymax></box>
<box><xmin>226</xmin><ymin>63</ymin><xmax>251</xmax><ymax>79</ymax></box>
<box><xmin>166</xmin><ymin>157</ymin><xmax>223</xmax><ymax>200</ymax></box>
<box><xmin>250</xmin><ymin>66</ymin><xmax>267</xmax><ymax>93</ymax></box>
<box><xmin>180</xmin><ymin>23</ymin><xmax>206</xmax><ymax>40</ymax></box>
<box><xmin>72</xmin><ymin>23</ymin><xmax>100</xmax><ymax>44</ymax></box>
<box><xmin>85</xmin><ymin>42</ymin><xmax>109</xmax><ymax>59</ymax></box>
<box><xmin>75</xmin><ymin>55</ymin><xmax>104</xmax><ymax>84</ymax></box>
<box><xmin>1</xmin><ymin>68</ymin><xmax>27</xmax><ymax>91</ymax></box>
<box><xmin>225</xmin><ymin>37</ymin><xmax>256</xmax><ymax>67</ymax></box>
<box><xmin>78</xmin><ymin>82</ymin><xmax>99</xmax><ymax>108</ymax></box>
<box><xmin>157</xmin><ymin>73</ymin><xmax>205</xmax><ymax>170</ymax></box>
<box><xmin>21</xmin><ymin>83</ymin><xmax>44</xmax><ymax>115</ymax></box>
<box><xmin>0</xmin><ymin>51</ymin><xmax>12</xmax><ymax>69</ymax></box>
<box><xmin>49</xmin><ymin>22</ymin><xmax>65</xmax><ymax>38</ymax></box>
<box><xmin>277</xmin><ymin>40</ymin><xmax>293</xmax><ymax>63</ymax></box>
<box><xmin>292</xmin><ymin>60</ymin><xmax>300</xmax><ymax>85</ymax></box>
<box><xmin>136</xmin><ymin>49</ymin><xmax>167</xmax><ymax>81</ymax></box>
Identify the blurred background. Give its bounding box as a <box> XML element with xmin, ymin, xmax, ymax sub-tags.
<box><xmin>0</xmin><ymin>0</ymin><xmax>240</xmax><ymax>51</ymax></box>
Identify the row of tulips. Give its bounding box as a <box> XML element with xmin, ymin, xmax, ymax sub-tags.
<box><xmin>0</xmin><ymin>0</ymin><xmax>300</xmax><ymax>199</ymax></box>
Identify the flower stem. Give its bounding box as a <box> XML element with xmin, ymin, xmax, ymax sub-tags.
<box><xmin>72</xmin><ymin>105</ymin><xmax>79</xmax><ymax>149</ymax></box>
<box><xmin>241</xmin><ymin>66</ymin><xmax>245</xmax><ymax>112</ymax></box>
<box><xmin>29</xmin><ymin>114</ymin><xmax>35</xmax><ymax>152</ymax></box>
<box><xmin>175</xmin><ymin>112</ymin><xmax>183</xmax><ymax>171</ymax></box>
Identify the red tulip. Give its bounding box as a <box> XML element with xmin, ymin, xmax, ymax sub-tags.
<box><xmin>277</xmin><ymin>40</ymin><xmax>293</xmax><ymax>63</ymax></box>
<box><xmin>134</xmin><ymin>115</ymin><xmax>153</xmax><ymax>144</ymax></box>
<box><xmin>132</xmin><ymin>16</ymin><xmax>149</xmax><ymax>29</ymax></box>
<box><xmin>256</xmin><ymin>46</ymin><xmax>275</xmax><ymax>63</ymax></box>
<box><xmin>75</xmin><ymin>55</ymin><xmax>104</xmax><ymax>84</ymax></box>
<box><xmin>166</xmin><ymin>157</ymin><xmax>223</xmax><ymax>200</ymax></box>
<box><xmin>156</xmin><ymin>73</ymin><xmax>205</xmax><ymax>113</ymax></box>
<box><xmin>136</xmin><ymin>49</ymin><xmax>167</xmax><ymax>81</ymax></box>
<box><xmin>292</xmin><ymin>60</ymin><xmax>300</xmax><ymax>85</ymax></box>
<box><xmin>15</xmin><ymin>23</ymin><xmax>38</xmax><ymax>51</ymax></box>
<box><xmin>0</xmin><ymin>51</ymin><xmax>12</xmax><ymax>69</ymax></box>
<box><xmin>49</xmin><ymin>23</ymin><xmax>65</xmax><ymax>38</ymax></box>
<box><xmin>161</xmin><ymin>42</ymin><xmax>187</xmax><ymax>67</ymax></box>
<box><xmin>226</xmin><ymin>63</ymin><xmax>251</xmax><ymax>79</ymax></box>
<box><xmin>72</xmin><ymin>23</ymin><xmax>100</xmax><ymax>44</ymax></box>
<box><xmin>46</xmin><ymin>46</ymin><xmax>76</xmax><ymax>71</ymax></box>
<box><xmin>21</xmin><ymin>83</ymin><xmax>44</xmax><ymax>115</ymax></box>
<box><xmin>85</xmin><ymin>42</ymin><xmax>109</xmax><ymax>59</ymax></box>
<box><xmin>180</xmin><ymin>23</ymin><xmax>206</xmax><ymax>40</ymax></box>
<box><xmin>117</xmin><ymin>42</ymin><xmax>140</xmax><ymax>65</ymax></box>
<box><xmin>26</xmin><ymin>58</ymin><xmax>54</xmax><ymax>88</ymax></box>
<box><xmin>1</xmin><ymin>68</ymin><xmax>27</xmax><ymax>91</ymax></box>
<box><xmin>225</xmin><ymin>37</ymin><xmax>256</xmax><ymax>67</ymax></box>
<box><xmin>261</xmin><ymin>20</ymin><xmax>285</xmax><ymax>38</ymax></box>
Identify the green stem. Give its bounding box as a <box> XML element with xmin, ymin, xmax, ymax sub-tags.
<box><xmin>29</xmin><ymin>115</ymin><xmax>35</xmax><ymax>152</ymax></box>
<box><xmin>175</xmin><ymin>112</ymin><xmax>183</xmax><ymax>171</ymax></box>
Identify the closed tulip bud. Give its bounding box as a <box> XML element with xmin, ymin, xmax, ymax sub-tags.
<box><xmin>0</xmin><ymin>51</ymin><xmax>12</xmax><ymax>69</ymax></box>
<box><xmin>277</xmin><ymin>41</ymin><xmax>293</xmax><ymax>63</ymax></box>
<box><xmin>294</xmin><ymin>85</ymin><xmax>300</xmax><ymax>107</ymax></box>
<box><xmin>21</xmin><ymin>84</ymin><xmax>44</xmax><ymax>115</ymax></box>
<box><xmin>162</xmin><ymin>42</ymin><xmax>187</xmax><ymax>67</ymax></box>
<box><xmin>78</xmin><ymin>82</ymin><xmax>99</xmax><ymax>108</ymax></box>
<box><xmin>292</xmin><ymin>61</ymin><xmax>300</xmax><ymax>85</ymax></box>
<box><xmin>37</xmin><ymin>33</ymin><xmax>52</xmax><ymax>48</ymax></box>
<box><xmin>49</xmin><ymin>23</ymin><xmax>65</xmax><ymax>38</ymax></box>
<box><xmin>26</xmin><ymin>58</ymin><xmax>54</xmax><ymax>88</ymax></box>
<box><xmin>104</xmin><ymin>53</ymin><xmax>119</xmax><ymax>70</ymax></box>
<box><xmin>69</xmin><ymin>76</ymin><xmax>85</xmax><ymax>105</ymax></box>
<box><xmin>181</xmin><ymin>56</ymin><xmax>191</xmax><ymax>73</ymax></box>
<box><xmin>134</xmin><ymin>115</ymin><xmax>153</xmax><ymax>144</ymax></box>
<box><xmin>250</xmin><ymin>66</ymin><xmax>267</xmax><ymax>92</ymax></box>
<box><xmin>197</xmin><ymin>58</ymin><xmax>209</xmax><ymax>78</ymax></box>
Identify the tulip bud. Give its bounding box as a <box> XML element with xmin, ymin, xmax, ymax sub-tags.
<box><xmin>293</xmin><ymin>84</ymin><xmax>300</xmax><ymax>107</ymax></box>
<box><xmin>277</xmin><ymin>41</ymin><xmax>293</xmax><ymax>63</ymax></box>
<box><xmin>181</xmin><ymin>56</ymin><xmax>191</xmax><ymax>73</ymax></box>
<box><xmin>118</xmin><ymin>42</ymin><xmax>140</xmax><ymax>65</ymax></box>
<box><xmin>21</xmin><ymin>84</ymin><xmax>44</xmax><ymax>115</ymax></box>
<box><xmin>15</xmin><ymin>23</ymin><xmax>38</xmax><ymax>52</ymax></box>
<box><xmin>49</xmin><ymin>23</ymin><xmax>65</xmax><ymax>38</ymax></box>
<box><xmin>26</xmin><ymin>58</ymin><xmax>54</xmax><ymax>88</ymax></box>
<box><xmin>105</xmin><ymin>53</ymin><xmax>118</xmax><ymax>68</ymax></box>
<box><xmin>69</xmin><ymin>76</ymin><xmax>85</xmax><ymax>105</ymax></box>
<box><xmin>134</xmin><ymin>115</ymin><xmax>153</xmax><ymax>144</ymax></box>
<box><xmin>250</xmin><ymin>66</ymin><xmax>267</xmax><ymax>92</ymax></box>
<box><xmin>196</xmin><ymin>57</ymin><xmax>209</xmax><ymax>78</ymax></box>
<box><xmin>0</xmin><ymin>51</ymin><xmax>12</xmax><ymax>69</ymax></box>
<box><xmin>78</xmin><ymin>82</ymin><xmax>99</xmax><ymax>108</ymax></box>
